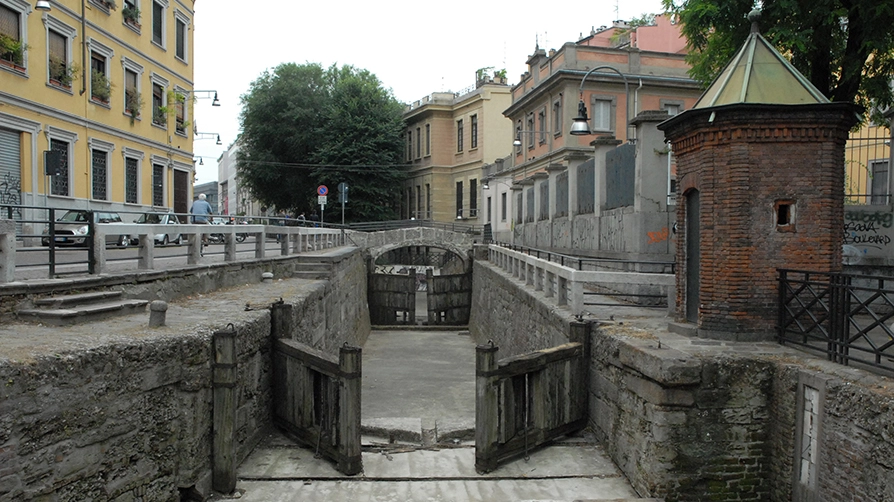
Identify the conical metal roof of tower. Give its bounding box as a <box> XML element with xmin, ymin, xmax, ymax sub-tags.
<box><xmin>693</xmin><ymin>9</ymin><xmax>829</xmax><ymax>109</ymax></box>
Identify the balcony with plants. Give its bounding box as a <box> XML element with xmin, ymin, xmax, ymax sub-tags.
<box><xmin>0</xmin><ymin>34</ymin><xmax>27</xmax><ymax>72</ymax></box>
<box><xmin>48</xmin><ymin>56</ymin><xmax>78</xmax><ymax>90</ymax></box>
<box><xmin>122</xmin><ymin>5</ymin><xmax>141</xmax><ymax>30</ymax></box>
<box><xmin>91</xmin><ymin>70</ymin><xmax>112</xmax><ymax>104</ymax></box>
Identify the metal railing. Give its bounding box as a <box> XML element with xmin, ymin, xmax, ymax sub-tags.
<box><xmin>345</xmin><ymin>219</ymin><xmax>483</xmax><ymax>235</ymax></box>
<box><xmin>778</xmin><ymin>269</ymin><xmax>894</xmax><ymax>375</ymax></box>
<box><xmin>490</xmin><ymin>241</ymin><xmax>675</xmax><ymax>274</ymax></box>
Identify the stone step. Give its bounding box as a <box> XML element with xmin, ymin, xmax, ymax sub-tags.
<box><xmin>33</xmin><ymin>290</ymin><xmax>123</xmax><ymax>308</ymax></box>
<box><xmin>361</xmin><ymin>417</ymin><xmax>474</xmax><ymax>446</ymax></box>
<box><xmin>17</xmin><ymin>299</ymin><xmax>149</xmax><ymax>326</ymax></box>
<box><xmin>293</xmin><ymin>261</ymin><xmax>331</xmax><ymax>280</ymax></box>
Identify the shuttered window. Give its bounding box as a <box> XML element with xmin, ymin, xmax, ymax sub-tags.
<box><xmin>48</xmin><ymin>29</ymin><xmax>67</xmax><ymax>83</ymax></box>
<box><xmin>152</xmin><ymin>1</ymin><xmax>163</xmax><ymax>45</ymax></box>
<box><xmin>0</xmin><ymin>128</ymin><xmax>22</xmax><ymax>233</ymax></box>
<box><xmin>0</xmin><ymin>5</ymin><xmax>19</xmax><ymax>39</ymax></box>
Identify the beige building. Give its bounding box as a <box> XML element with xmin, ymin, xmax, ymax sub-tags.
<box><xmin>0</xmin><ymin>0</ymin><xmax>199</xmax><ymax>238</ymax></box>
<box><xmin>401</xmin><ymin>73</ymin><xmax>513</xmax><ymax>223</ymax></box>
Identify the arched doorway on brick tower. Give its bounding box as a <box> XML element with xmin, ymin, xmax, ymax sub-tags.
<box><xmin>685</xmin><ymin>189</ymin><xmax>700</xmax><ymax>323</ymax></box>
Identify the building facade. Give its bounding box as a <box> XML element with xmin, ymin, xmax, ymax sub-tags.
<box><xmin>401</xmin><ymin>73</ymin><xmax>513</xmax><ymax>224</ymax></box>
<box><xmin>487</xmin><ymin>15</ymin><xmax>702</xmax><ymax>244</ymax></box>
<box><xmin>0</xmin><ymin>0</ymin><xmax>197</xmax><ymax>238</ymax></box>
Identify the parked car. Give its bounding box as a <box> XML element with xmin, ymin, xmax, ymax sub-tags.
<box><xmin>41</xmin><ymin>210</ymin><xmax>130</xmax><ymax>247</ymax></box>
<box><xmin>132</xmin><ymin>212</ymin><xmax>182</xmax><ymax>246</ymax></box>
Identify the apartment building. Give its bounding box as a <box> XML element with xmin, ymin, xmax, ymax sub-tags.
<box><xmin>0</xmin><ymin>0</ymin><xmax>197</xmax><ymax>238</ymax></box>
<box><xmin>488</xmin><ymin>15</ymin><xmax>703</xmax><ymax>242</ymax></box>
<box><xmin>402</xmin><ymin>72</ymin><xmax>513</xmax><ymax>223</ymax></box>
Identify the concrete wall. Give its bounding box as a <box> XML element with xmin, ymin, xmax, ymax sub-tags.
<box><xmin>471</xmin><ymin>252</ymin><xmax>894</xmax><ymax>501</ymax></box>
<box><xmin>0</xmin><ymin>249</ymin><xmax>369</xmax><ymax>501</ymax></box>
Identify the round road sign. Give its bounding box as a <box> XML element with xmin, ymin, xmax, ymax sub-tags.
<box><xmin>317</xmin><ymin>185</ymin><xmax>328</xmax><ymax>196</ymax></box>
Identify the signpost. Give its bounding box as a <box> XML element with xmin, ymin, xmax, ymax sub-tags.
<box><xmin>317</xmin><ymin>185</ymin><xmax>327</xmax><ymax>225</ymax></box>
<box><xmin>337</xmin><ymin>182</ymin><xmax>348</xmax><ymax>226</ymax></box>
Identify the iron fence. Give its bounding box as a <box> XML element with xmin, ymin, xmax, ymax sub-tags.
<box><xmin>778</xmin><ymin>269</ymin><xmax>894</xmax><ymax>375</ymax></box>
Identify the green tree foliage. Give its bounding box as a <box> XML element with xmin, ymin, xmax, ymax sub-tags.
<box><xmin>237</xmin><ymin>63</ymin><xmax>406</xmax><ymax>221</ymax></box>
<box><xmin>663</xmin><ymin>0</ymin><xmax>894</xmax><ymax>118</ymax></box>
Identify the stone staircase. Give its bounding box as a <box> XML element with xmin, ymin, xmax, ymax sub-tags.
<box><xmin>292</xmin><ymin>258</ymin><xmax>332</xmax><ymax>280</ymax></box>
<box><xmin>17</xmin><ymin>291</ymin><xmax>149</xmax><ymax>326</ymax></box>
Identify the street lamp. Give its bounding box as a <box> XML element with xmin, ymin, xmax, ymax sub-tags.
<box><xmin>195</xmin><ymin>132</ymin><xmax>222</xmax><ymax>145</ymax></box>
<box><xmin>512</xmin><ymin>130</ymin><xmax>542</xmax><ymax>147</ymax></box>
<box><xmin>36</xmin><ymin>0</ymin><xmax>51</xmax><ymax>10</ymax></box>
<box><xmin>570</xmin><ymin>66</ymin><xmax>631</xmax><ymax>141</ymax></box>
<box><xmin>184</xmin><ymin>90</ymin><xmax>220</xmax><ymax>106</ymax></box>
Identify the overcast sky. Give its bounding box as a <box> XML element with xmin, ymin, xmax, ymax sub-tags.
<box><xmin>190</xmin><ymin>0</ymin><xmax>668</xmax><ymax>183</ymax></box>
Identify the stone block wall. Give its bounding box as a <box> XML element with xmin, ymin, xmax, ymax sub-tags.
<box><xmin>0</xmin><ymin>314</ymin><xmax>271</xmax><ymax>501</ymax></box>
<box><xmin>0</xmin><ymin>248</ymin><xmax>370</xmax><ymax>500</ymax></box>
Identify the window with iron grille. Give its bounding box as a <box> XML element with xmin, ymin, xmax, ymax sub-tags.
<box><xmin>152</xmin><ymin>1</ymin><xmax>164</xmax><ymax>46</ymax></box>
<box><xmin>456</xmin><ymin>119</ymin><xmax>463</xmax><ymax>152</ymax></box>
<box><xmin>50</xmin><ymin>139</ymin><xmax>69</xmax><ymax>196</ymax></box>
<box><xmin>456</xmin><ymin>180</ymin><xmax>463</xmax><ymax>217</ymax></box>
<box><xmin>0</xmin><ymin>4</ymin><xmax>22</xmax><ymax>67</ymax></box>
<box><xmin>125</xmin><ymin>157</ymin><xmax>138</xmax><ymax>204</ymax></box>
<box><xmin>91</xmin><ymin>149</ymin><xmax>108</xmax><ymax>200</ymax></box>
<box><xmin>469</xmin><ymin>179</ymin><xmax>477</xmax><ymax>217</ymax></box>
<box><xmin>152</xmin><ymin>163</ymin><xmax>164</xmax><ymax>206</ymax></box>
<box><xmin>471</xmin><ymin>114</ymin><xmax>478</xmax><ymax>149</ymax></box>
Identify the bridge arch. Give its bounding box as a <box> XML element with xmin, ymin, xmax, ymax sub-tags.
<box><xmin>354</xmin><ymin>227</ymin><xmax>478</xmax><ymax>272</ymax></box>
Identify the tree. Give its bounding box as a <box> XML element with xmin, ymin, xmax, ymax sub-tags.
<box><xmin>237</xmin><ymin>63</ymin><xmax>406</xmax><ymax>220</ymax></box>
<box><xmin>663</xmin><ymin>0</ymin><xmax>894</xmax><ymax>119</ymax></box>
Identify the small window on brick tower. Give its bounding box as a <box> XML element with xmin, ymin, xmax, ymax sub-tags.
<box><xmin>776</xmin><ymin>200</ymin><xmax>795</xmax><ymax>232</ymax></box>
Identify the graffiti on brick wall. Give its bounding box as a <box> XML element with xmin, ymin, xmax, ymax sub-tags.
<box><xmin>647</xmin><ymin>227</ymin><xmax>670</xmax><ymax>245</ymax></box>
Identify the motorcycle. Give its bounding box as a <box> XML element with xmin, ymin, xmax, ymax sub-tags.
<box><xmin>208</xmin><ymin>218</ymin><xmax>247</xmax><ymax>244</ymax></box>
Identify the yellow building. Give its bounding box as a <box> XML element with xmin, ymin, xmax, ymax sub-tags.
<box><xmin>0</xmin><ymin>0</ymin><xmax>197</xmax><ymax>239</ymax></box>
<box><xmin>401</xmin><ymin>73</ymin><xmax>513</xmax><ymax>223</ymax></box>
<box><xmin>844</xmin><ymin>122</ymin><xmax>891</xmax><ymax>205</ymax></box>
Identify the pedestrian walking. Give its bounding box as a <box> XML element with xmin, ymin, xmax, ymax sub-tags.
<box><xmin>190</xmin><ymin>193</ymin><xmax>213</xmax><ymax>245</ymax></box>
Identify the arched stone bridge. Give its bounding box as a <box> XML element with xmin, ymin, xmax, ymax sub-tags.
<box><xmin>347</xmin><ymin>226</ymin><xmax>479</xmax><ymax>270</ymax></box>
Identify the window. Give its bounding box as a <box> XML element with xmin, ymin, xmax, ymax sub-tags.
<box><xmin>174</xmin><ymin>10</ymin><xmax>189</xmax><ymax>62</ymax></box>
<box><xmin>89</xmin><ymin>39</ymin><xmax>113</xmax><ymax>104</ymax></box>
<box><xmin>49</xmin><ymin>138</ymin><xmax>70</xmax><ymax>196</ymax></box>
<box><xmin>553</xmin><ymin>95</ymin><xmax>563</xmax><ymax>135</ymax></box>
<box><xmin>456</xmin><ymin>180</ymin><xmax>463</xmax><ymax>218</ymax></box>
<box><xmin>469</xmin><ymin>179</ymin><xmax>477</xmax><ymax>217</ymax></box>
<box><xmin>125</xmin><ymin>156</ymin><xmax>139</xmax><ymax>204</ymax></box>
<box><xmin>425</xmin><ymin>184</ymin><xmax>431</xmax><ymax>219</ymax></box>
<box><xmin>415</xmin><ymin>186</ymin><xmax>422</xmax><ymax>219</ymax></box>
<box><xmin>592</xmin><ymin>98</ymin><xmax>613</xmax><ymax>131</ymax></box>
<box><xmin>152</xmin><ymin>162</ymin><xmax>164</xmax><ymax>207</ymax></box>
<box><xmin>173</xmin><ymin>87</ymin><xmax>187</xmax><ymax>135</ymax></box>
<box><xmin>424</xmin><ymin>124</ymin><xmax>430</xmax><ymax>156</ymax></box>
<box><xmin>0</xmin><ymin>2</ymin><xmax>26</xmax><ymax>70</ymax></box>
<box><xmin>456</xmin><ymin>119</ymin><xmax>463</xmax><ymax>152</ymax></box>
<box><xmin>415</xmin><ymin>127</ymin><xmax>421</xmax><ymax>159</ymax></box>
<box><xmin>538</xmin><ymin>108</ymin><xmax>546</xmax><ymax>144</ymax></box>
<box><xmin>122</xmin><ymin>57</ymin><xmax>143</xmax><ymax>120</ymax></box>
<box><xmin>660</xmin><ymin>99</ymin><xmax>684</xmax><ymax>117</ymax></box>
<box><xmin>501</xmin><ymin>192</ymin><xmax>507</xmax><ymax>222</ymax></box>
<box><xmin>775</xmin><ymin>200</ymin><xmax>795</xmax><ymax>232</ymax></box>
<box><xmin>471</xmin><ymin>114</ymin><xmax>478</xmax><ymax>149</ymax></box>
<box><xmin>150</xmin><ymin>73</ymin><xmax>169</xmax><ymax>127</ymax></box>
<box><xmin>526</xmin><ymin>113</ymin><xmax>535</xmax><ymax>148</ymax></box>
<box><xmin>47</xmin><ymin>30</ymin><xmax>70</xmax><ymax>87</ymax></box>
<box><xmin>151</xmin><ymin>0</ymin><xmax>165</xmax><ymax>47</ymax></box>
<box><xmin>515</xmin><ymin>121</ymin><xmax>522</xmax><ymax>155</ymax></box>
<box><xmin>122</xmin><ymin>0</ymin><xmax>140</xmax><ymax>29</ymax></box>
<box><xmin>870</xmin><ymin>160</ymin><xmax>889</xmax><ymax>205</ymax></box>
<box><xmin>406</xmin><ymin>130</ymin><xmax>412</xmax><ymax>161</ymax></box>
<box><xmin>91</xmin><ymin>149</ymin><xmax>108</xmax><ymax>200</ymax></box>
<box><xmin>487</xmin><ymin>196</ymin><xmax>492</xmax><ymax>223</ymax></box>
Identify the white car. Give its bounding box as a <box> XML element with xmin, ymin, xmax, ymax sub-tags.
<box><xmin>132</xmin><ymin>212</ymin><xmax>183</xmax><ymax>246</ymax></box>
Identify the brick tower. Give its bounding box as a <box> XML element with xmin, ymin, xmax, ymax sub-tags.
<box><xmin>658</xmin><ymin>11</ymin><xmax>861</xmax><ymax>341</ymax></box>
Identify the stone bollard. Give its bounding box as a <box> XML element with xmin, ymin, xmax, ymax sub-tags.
<box><xmin>262</xmin><ymin>272</ymin><xmax>273</xmax><ymax>283</ymax></box>
<box><xmin>148</xmin><ymin>300</ymin><xmax>168</xmax><ymax>327</ymax></box>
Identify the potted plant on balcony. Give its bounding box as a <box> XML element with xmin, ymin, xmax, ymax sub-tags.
<box><xmin>95</xmin><ymin>0</ymin><xmax>117</xmax><ymax>10</ymax></box>
<box><xmin>122</xmin><ymin>6</ymin><xmax>141</xmax><ymax>28</ymax></box>
<box><xmin>91</xmin><ymin>69</ymin><xmax>112</xmax><ymax>103</ymax></box>
<box><xmin>0</xmin><ymin>34</ymin><xmax>27</xmax><ymax>70</ymax></box>
<box><xmin>125</xmin><ymin>90</ymin><xmax>143</xmax><ymax>124</ymax></box>
<box><xmin>48</xmin><ymin>56</ymin><xmax>79</xmax><ymax>88</ymax></box>
<box><xmin>153</xmin><ymin>106</ymin><xmax>169</xmax><ymax>126</ymax></box>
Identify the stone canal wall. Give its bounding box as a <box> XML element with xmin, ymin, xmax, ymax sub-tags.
<box><xmin>0</xmin><ymin>248</ymin><xmax>369</xmax><ymax>501</ymax></box>
<box><xmin>471</xmin><ymin>253</ymin><xmax>894</xmax><ymax>501</ymax></box>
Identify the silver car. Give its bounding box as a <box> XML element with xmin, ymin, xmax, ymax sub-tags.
<box><xmin>41</xmin><ymin>210</ymin><xmax>130</xmax><ymax>247</ymax></box>
<box><xmin>133</xmin><ymin>212</ymin><xmax>182</xmax><ymax>246</ymax></box>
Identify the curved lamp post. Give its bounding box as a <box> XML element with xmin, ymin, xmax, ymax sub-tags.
<box><xmin>570</xmin><ymin>65</ymin><xmax>631</xmax><ymax>141</ymax></box>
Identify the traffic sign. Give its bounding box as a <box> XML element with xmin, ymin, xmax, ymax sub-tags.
<box><xmin>318</xmin><ymin>195</ymin><xmax>327</xmax><ymax>205</ymax></box>
<box><xmin>317</xmin><ymin>185</ymin><xmax>328</xmax><ymax>196</ymax></box>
